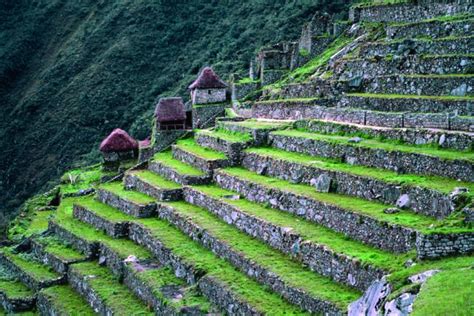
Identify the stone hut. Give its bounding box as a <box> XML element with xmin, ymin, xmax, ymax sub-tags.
<box><xmin>155</xmin><ymin>97</ymin><xmax>187</xmax><ymax>130</ymax></box>
<box><xmin>189</xmin><ymin>67</ymin><xmax>227</xmax><ymax>105</ymax></box>
<box><xmin>99</xmin><ymin>128</ymin><xmax>138</xmax><ymax>171</ymax></box>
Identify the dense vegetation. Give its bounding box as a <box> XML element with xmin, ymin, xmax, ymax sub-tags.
<box><xmin>0</xmin><ymin>0</ymin><xmax>351</xmax><ymax>231</ymax></box>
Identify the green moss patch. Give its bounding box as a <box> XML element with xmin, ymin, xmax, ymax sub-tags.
<box><xmin>1</xmin><ymin>249</ymin><xmax>60</xmax><ymax>282</ymax></box>
<box><xmin>255</xmin><ymin>97</ymin><xmax>320</xmax><ymax>104</ymax></box>
<box><xmin>135</xmin><ymin>217</ymin><xmax>308</xmax><ymax>315</ymax></box>
<box><xmin>99</xmin><ymin>182</ymin><xmax>156</xmax><ymax>205</ymax></box>
<box><xmin>153</xmin><ymin>151</ymin><xmax>206</xmax><ymax>176</ymax></box>
<box><xmin>129</xmin><ymin>170</ymin><xmax>181</xmax><ymax>190</ymax></box>
<box><xmin>70</xmin><ymin>262</ymin><xmax>153</xmax><ymax>315</ymax></box>
<box><xmin>220</xmin><ymin>168</ymin><xmax>471</xmax><ymax>234</ymax></box>
<box><xmin>192</xmin><ymin>185</ymin><xmax>411</xmax><ymax>271</ymax></box>
<box><xmin>60</xmin><ymin>164</ymin><xmax>110</xmax><ymax>196</ymax></box>
<box><xmin>34</xmin><ymin>236</ymin><xmax>85</xmax><ymax>262</ymax></box>
<box><xmin>0</xmin><ymin>279</ymin><xmax>34</xmax><ymax>300</ymax></box>
<box><xmin>222</xmin><ymin>119</ymin><xmax>293</xmax><ymax>130</ymax></box>
<box><xmin>272</xmin><ymin>129</ymin><xmax>474</xmax><ymax>162</ymax></box>
<box><xmin>196</xmin><ymin>129</ymin><xmax>253</xmax><ymax>143</ymax></box>
<box><xmin>39</xmin><ymin>285</ymin><xmax>95</xmax><ymax>315</ymax></box>
<box><xmin>245</xmin><ymin>147</ymin><xmax>474</xmax><ymax>196</ymax></box>
<box><xmin>175</xmin><ymin>138</ymin><xmax>227</xmax><ymax>161</ymax></box>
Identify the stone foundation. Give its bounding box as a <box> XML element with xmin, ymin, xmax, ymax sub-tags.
<box><xmin>192</xmin><ymin>104</ymin><xmax>227</xmax><ymax>129</ymax></box>
<box><xmin>269</xmin><ymin>133</ymin><xmax>474</xmax><ymax>182</ymax></box>
<box><xmin>214</xmin><ymin>170</ymin><xmax>417</xmax><ymax>253</ymax></box>
<box><xmin>386</xmin><ymin>18</ymin><xmax>474</xmax><ymax>39</ymax></box>
<box><xmin>148</xmin><ymin>161</ymin><xmax>212</xmax><ymax>185</ymax></box>
<box><xmin>123</xmin><ymin>172</ymin><xmax>182</xmax><ymax>204</ymax></box>
<box><xmin>242</xmin><ymin>151</ymin><xmax>461</xmax><ymax>219</ymax></box>
<box><xmin>183</xmin><ymin>186</ymin><xmax>386</xmax><ymax>291</ymax></box>
<box><xmin>416</xmin><ymin>232</ymin><xmax>474</xmax><ymax>259</ymax></box>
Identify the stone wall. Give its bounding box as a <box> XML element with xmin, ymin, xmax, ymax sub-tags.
<box><xmin>154</xmin><ymin>202</ymin><xmax>343</xmax><ymax>314</ymax></box>
<box><xmin>353</xmin><ymin>2</ymin><xmax>474</xmax><ymax>23</ymax></box>
<box><xmin>386</xmin><ymin>18</ymin><xmax>474</xmax><ymax>39</ymax></box>
<box><xmin>171</xmin><ymin>145</ymin><xmax>230</xmax><ymax>174</ymax></box>
<box><xmin>416</xmin><ymin>232</ymin><xmax>474</xmax><ymax>259</ymax></box>
<box><xmin>339</xmin><ymin>95</ymin><xmax>473</xmax><ymax>116</ymax></box>
<box><xmin>73</xmin><ymin>204</ymin><xmax>129</xmax><ymax>238</ymax></box>
<box><xmin>48</xmin><ymin>221</ymin><xmax>99</xmax><ymax>258</ymax></box>
<box><xmin>252</xmin><ymin>99</ymin><xmax>334</xmax><ymax>120</ymax></box>
<box><xmin>191</xmin><ymin>88</ymin><xmax>226</xmax><ymax>105</ymax></box>
<box><xmin>148</xmin><ymin>161</ymin><xmax>211</xmax><ymax>185</ymax></box>
<box><xmin>0</xmin><ymin>290</ymin><xmax>34</xmax><ymax>314</ymax></box>
<box><xmin>183</xmin><ymin>187</ymin><xmax>386</xmax><ymax>291</ymax></box>
<box><xmin>295</xmin><ymin>119</ymin><xmax>474</xmax><ymax>151</ymax></box>
<box><xmin>31</xmin><ymin>240</ymin><xmax>85</xmax><ymax>275</ymax></box>
<box><xmin>241</xmin><ymin>151</ymin><xmax>461</xmax><ymax>219</ymax></box>
<box><xmin>195</xmin><ymin>132</ymin><xmax>251</xmax><ymax>165</ymax></box>
<box><xmin>153</xmin><ymin>130</ymin><xmax>187</xmax><ymax>153</ymax></box>
<box><xmin>123</xmin><ymin>172</ymin><xmax>182</xmax><ymax>203</ymax></box>
<box><xmin>192</xmin><ymin>104</ymin><xmax>226</xmax><ymax>129</ymax></box>
<box><xmin>269</xmin><ymin>133</ymin><xmax>474</xmax><ymax>182</ymax></box>
<box><xmin>232</xmin><ymin>82</ymin><xmax>258</xmax><ymax>101</ymax></box>
<box><xmin>214</xmin><ymin>170</ymin><xmax>417</xmax><ymax>253</ymax></box>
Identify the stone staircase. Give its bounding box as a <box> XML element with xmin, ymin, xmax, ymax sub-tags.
<box><xmin>1</xmin><ymin>1</ymin><xmax>473</xmax><ymax>315</ymax></box>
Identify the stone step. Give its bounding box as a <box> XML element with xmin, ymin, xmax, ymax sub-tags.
<box><xmin>36</xmin><ymin>285</ymin><xmax>95</xmax><ymax>316</ymax></box>
<box><xmin>149</xmin><ymin>151</ymin><xmax>212</xmax><ymax>185</ymax></box>
<box><xmin>295</xmin><ymin>118</ymin><xmax>474</xmax><ymax>151</ymax></box>
<box><xmin>269</xmin><ymin>129</ymin><xmax>474</xmax><ymax>181</ymax></box>
<box><xmin>213</xmin><ymin>168</ymin><xmax>474</xmax><ymax>257</ymax></box>
<box><xmin>171</xmin><ymin>138</ymin><xmax>230</xmax><ymax>174</ymax></box>
<box><xmin>194</xmin><ymin>129</ymin><xmax>253</xmax><ymax>164</ymax></box>
<box><xmin>183</xmin><ymin>185</ymin><xmax>406</xmax><ymax>291</ymax></box>
<box><xmin>50</xmin><ymin>197</ymin><xmax>153</xmax><ymax>278</ymax></box>
<box><xmin>386</xmin><ymin>16</ymin><xmax>474</xmax><ymax>40</ymax></box>
<box><xmin>0</xmin><ymin>280</ymin><xmax>35</xmax><ymax>313</ymax></box>
<box><xmin>359</xmin><ymin>35</ymin><xmax>474</xmax><ymax>57</ymax></box>
<box><xmin>252</xmin><ymin>98</ymin><xmax>333</xmax><ymax>120</ymax></box>
<box><xmin>361</xmin><ymin>74</ymin><xmax>474</xmax><ymax>97</ymax></box>
<box><xmin>153</xmin><ymin>200</ymin><xmax>360</xmax><ymax>313</ymax></box>
<box><xmin>123</xmin><ymin>170</ymin><xmax>182</xmax><ymax>204</ymax></box>
<box><xmin>336</xmin><ymin>55</ymin><xmax>474</xmax><ymax>80</ymax></box>
<box><xmin>30</xmin><ymin>236</ymin><xmax>87</xmax><ymax>274</ymax></box>
<box><xmin>98</xmin><ymin>181</ymin><xmax>158</xmax><ymax>218</ymax></box>
<box><xmin>0</xmin><ymin>250</ymin><xmax>64</xmax><ymax>292</ymax></box>
<box><xmin>68</xmin><ymin>262</ymin><xmax>154</xmax><ymax>315</ymax></box>
<box><xmin>129</xmin><ymin>217</ymin><xmax>334</xmax><ymax>315</ymax></box>
<box><xmin>242</xmin><ymin>147</ymin><xmax>474</xmax><ymax>219</ymax></box>
<box><xmin>339</xmin><ymin>93</ymin><xmax>474</xmax><ymax>116</ymax></box>
<box><xmin>217</xmin><ymin>118</ymin><xmax>292</xmax><ymax>145</ymax></box>
<box><xmin>353</xmin><ymin>2</ymin><xmax>473</xmax><ymax>24</ymax></box>
<box><xmin>52</xmin><ymin>198</ymin><xmax>214</xmax><ymax>314</ymax></box>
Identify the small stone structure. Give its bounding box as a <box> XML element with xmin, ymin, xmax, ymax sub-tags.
<box><xmin>99</xmin><ymin>128</ymin><xmax>138</xmax><ymax>171</ymax></box>
<box><xmin>155</xmin><ymin>97</ymin><xmax>187</xmax><ymax>130</ymax></box>
<box><xmin>189</xmin><ymin>67</ymin><xmax>229</xmax><ymax>128</ymax></box>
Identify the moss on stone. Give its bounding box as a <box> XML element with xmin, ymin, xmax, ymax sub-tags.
<box><xmin>39</xmin><ymin>285</ymin><xmax>95</xmax><ymax>315</ymax></box>
<box><xmin>1</xmin><ymin>249</ymin><xmax>60</xmax><ymax>282</ymax></box>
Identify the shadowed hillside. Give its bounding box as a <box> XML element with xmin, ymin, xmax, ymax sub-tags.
<box><xmin>0</xmin><ymin>0</ymin><xmax>350</xmax><ymax>223</ymax></box>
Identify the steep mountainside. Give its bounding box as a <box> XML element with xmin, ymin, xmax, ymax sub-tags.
<box><xmin>0</xmin><ymin>0</ymin><xmax>350</xmax><ymax>222</ymax></box>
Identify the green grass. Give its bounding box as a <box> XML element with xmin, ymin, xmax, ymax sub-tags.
<box><xmin>161</xmin><ymin>200</ymin><xmax>361</xmax><ymax>307</ymax></box>
<box><xmin>175</xmin><ymin>138</ymin><xmax>227</xmax><ymax>160</ymax></box>
<box><xmin>39</xmin><ymin>285</ymin><xmax>95</xmax><ymax>315</ymax></box>
<box><xmin>219</xmin><ymin>168</ymin><xmax>472</xmax><ymax>234</ymax></box>
<box><xmin>99</xmin><ymin>182</ymin><xmax>156</xmax><ymax>204</ymax></box>
<box><xmin>255</xmin><ymin>97</ymin><xmax>320</xmax><ymax>104</ymax></box>
<box><xmin>135</xmin><ymin>218</ymin><xmax>309</xmax><ymax>315</ymax></box>
<box><xmin>272</xmin><ymin>129</ymin><xmax>474</xmax><ymax>162</ymax></box>
<box><xmin>346</xmin><ymin>93</ymin><xmax>474</xmax><ymax>101</ymax></box>
<box><xmin>153</xmin><ymin>151</ymin><xmax>206</xmax><ymax>176</ymax></box>
<box><xmin>389</xmin><ymin>13</ymin><xmax>474</xmax><ymax>27</ymax></box>
<box><xmin>245</xmin><ymin>147</ymin><xmax>474</xmax><ymax>196</ymax></box>
<box><xmin>0</xmin><ymin>279</ymin><xmax>34</xmax><ymax>300</ymax></box>
<box><xmin>129</xmin><ymin>170</ymin><xmax>181</xmax><ymax>190</ymax></box>
<box><xmin>60</xmin><ymin>164</ymin><xmax>109</xmax><ymax>195</ymax></box>
<box><xmin>1</xmin><ymin>249</ymin><xmax>60</xmax><ymax>282</ymax></box>
<box><xmin>236</xmin><ymin>77</ymin><xmax>259</xmax><ymax>85</ymax></box>
<box><xmin>34</xmin><ymin>236</ymin><xmax>85</xmax><ymax>262</ymax></box>
<box><xmin>353</xmin><ymin>0</ymin><xmax>409</xmax><ymax>8</ymax></box>
<box><xmin>411</xmin><ymin>268</ymin><xmax>474</xmax><ymax>316</ymax></box>
<box><xmin>54</xmin><ymin>197</ymin><xmax>152</xmax><ymax>260</ymax></box>
<box><xmin>70</xmin><ymin>262</ymin><xmax>153</xmax><ymax>315</ymax></box>
<box><xmin>221</xmin><ymin>119</ymin><xmax>293</xmax><ymax>130</ymax></box>
<box><xmin>193</xmin><ymin>102</ymin><xmax>229</xmax><ymax>108</ymax></box>
<box><xmin>132</xmin><ymin>267</ymin><xmax>211</xmax><ymax>311</ymax></box>
<box><xmin>196</xmin><ymin>128</ymin><xmax>253</xmax><ymax>143</ymax></box>
<box><xmin>404</xmin><ymin>74</ymin><xmax>474</xmax><ymax>79</ymax></box>
<box><xmin>189</xmin><ymin>185</ymin><xmax>412</xmax><ymax>271</ymax></box>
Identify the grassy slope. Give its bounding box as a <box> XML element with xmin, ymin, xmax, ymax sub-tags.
<box><xmin>0</xmin><ymin>0</ymin><xmax>350</xmax><ymax>221</ymax></box>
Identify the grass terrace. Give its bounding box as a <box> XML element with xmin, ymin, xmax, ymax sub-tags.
<box><xmin>99</xmin><ymin>182</ymin><xmax>156</xmax><ymax>205</ymax></box>
<box><xmin>39</xmin><ymin>285</ymin><xmax>95</xmax><ymax>315</ymax></box>
<box><xmin>272</xmin><ymin>129</ymin><xmax>474</xmax><ymax>162</ymax></box>
<box><xmin>255</xmin><ymin>97</ymin><xmax>320</xmax><ymax>104</ymax></box>
<box><xmin>0</xmin><ymin>249</ymin><xmax>60</xmax><ymax>283</ymax></box>
<box><xmin>190</xmin><ymin>185</ymin><xmax>412</xmax><ymax>271</ymax></box>
<box><xmin>69</xmin><ymin>262</ymin><xmax>154</xmax><ymax>315</ymax></box>
<box><xmin>0</xmin><ymin>279</ymin><xmax>34</xmax><ymax>301</ymax></box>
<box><xmin>221</xmin><ymin>119</ymin><xmax>293</xmax><ymax>130</ymax></box>
<box><xmin>127</xmin><ymin>170</ymin><xmax>181</xmax><ymax>190</ymax></box>
<box><xmin>219</xmin><ymin>168</ymin><xmax>471</xmax><ymax>234</ymax></box>
<box><xmin>153</xmin><ymin>151</ymin><xmax>207</xmax><ymax>176</ymax></box>
<box><xmin>196</xmin><ymin>128</ymin><xmax>253</xmax><ymax>143</ymax></box>
<box><xmin>346</xmin><ymin>93</ymin><xmax>474</xmax><ymax>102</ymax></box>
<box><xmin>34</xmin><ymin>236</ymin><xmax>85</xmax><ymax>262</ymax></box>
<box><xmin>244</xmin><ymin>147</ymin><xmax>474</xmax><ymax>196</ymax></box>
<box><xmin>175</xmin><ymin>138</ymin><xmax>227</xmax><ymax>160</ymax></box>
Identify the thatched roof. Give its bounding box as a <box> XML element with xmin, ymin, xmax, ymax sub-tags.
<box><xmin>188</xmin><ymin>67</ymin><xmax>227</xmax><ymax>89</ymax></box>
<box><xmin>155</xmin><ymin>97</ymin><xmax>186</xmax><ymax>122</ymax></box>
<box><xmin>99</xmin><ymin>128</ymin><xmax>138</xmax><ymax>152</ymax></box>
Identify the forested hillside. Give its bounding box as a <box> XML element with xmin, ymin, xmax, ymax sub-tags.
<box><xmin>0</xmin><ymin>0</ymin><xmax>350</xmax><ymax>226</ymax></box>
